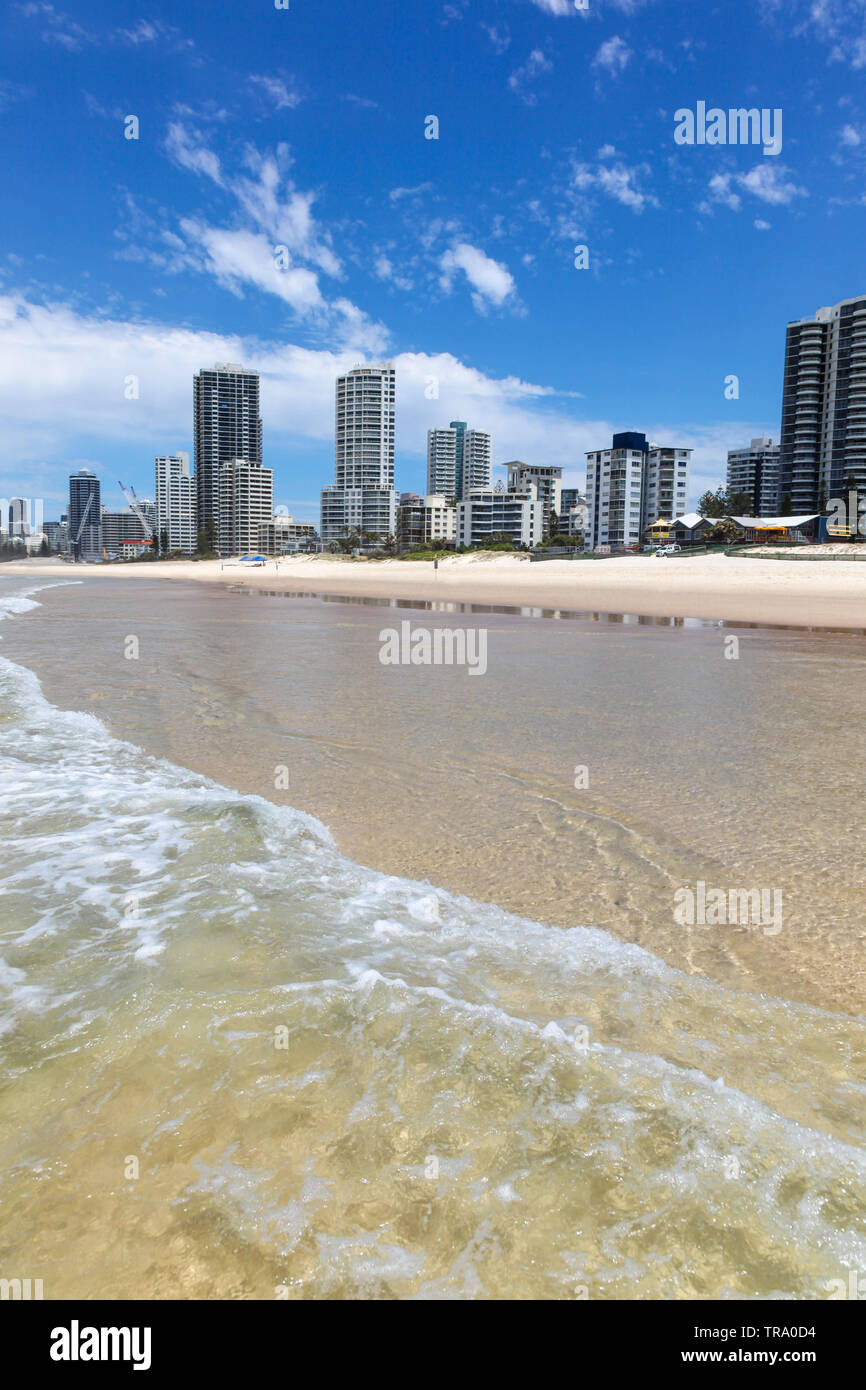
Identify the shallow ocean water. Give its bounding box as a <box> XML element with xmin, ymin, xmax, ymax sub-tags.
<box><xmin>1</xmin><ymin>578</ymin><xmax>865</xmax><ymax>1300</ymax></box>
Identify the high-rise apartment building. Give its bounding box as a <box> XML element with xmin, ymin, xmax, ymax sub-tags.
<box><xmin>219</xmin><ymin>459</ymin><xmax>274</xmax><ymax>556</ymax></box>
<box><xmin>68</xmin><ymin>469</ymin><xmax>101</xmax><ymax>561</ymax></box>
<box><xmin>101</xmin><ymin>501</ymin><xmax>155</xmax><ymax>556</ymax></box>
<box><xmin>156</xmin><ymin>452</ymin><xmax>198</xmax><ymax>554</ymax></box>
<box><xmin>426</xmin><ymin>422</ymin><xmax>492</xmax><ymax>499</ymax></box>
<box><xmin>727</xmin><ymin>437</ymin><xmax>781</xmax><ymax>516</ymax></box>
<box><xmin>643</xmin><ymin>444</ymin><xmax>691</xmax><ymax>525</ymax></box>
<box><xmin>584</xmin><ymin>432</ymin><xmax>691</xmax><ymax>549</ymax></box>
<box><xmin>321</xmin><ymin>365</ymin><xmax>398</xmax><ymax>542</ymax></box>
<box><xmin>780</xmin><ymin>295</ymin><xmax>866</xmax><ymax>513</ymax></box>
<box><xmin>559</xmin><ymin>487</ymin><xmax>587</xmax><ymax>537</ymax></box>
<box><xmin>505</xmin><ymin>462</ymin><xmax>562</xmax><ymax>538</ymax></box>
<box><xmin>194</xmin><ymin>364</ymin><xmax>262</xmax><ymax>531</ymax></box>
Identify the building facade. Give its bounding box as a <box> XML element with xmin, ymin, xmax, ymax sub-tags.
<box><xmin>585</xmin><ymin>432</ymin><xmax>691</xmax><ymax>549</ymax></box>
<box><xmin>726</xmin><ymin>437</ymin><xmax>781</xmax><ymax>517</ymax></box>
<box><xmin>505</xmin><ymin>462</ymin><xmax>562</xmax><ymax>538</ymax></box>
<box><xmin>559</xmin><ymin>487</ymin><xmax>588</xmax><ymax>537</ymax></box>
<box><xmin>321</xmin><ymin>365</ymin><xmax>398</xmax><ymax>542</ymax></box>
<box><xmin>643</xmin><ymin>444</ymin><xmax>691</xmax><ymax>526</ymax></box>
<box><xmin>397</xmin><ymin>493</ymin><xmax>456</xmax><ymax>548</ymax></box>
<box><xmin>218</xmin><ymin>459</ymin><xmax>274</xmax><ymax>556</ymax></box>
<box><xmin>194</xmin><ymin>364</ymin><xmax>262</xmax><ymax>533</ymax></box>
<box><xmin>258</xmin><ymin>515</ymin><xmax>318</xmax><ymax>555</ymax></box>
<box><xmin>457</xmin><ymin>486</ymin><xmax>543</xmax><ymax>548</ymax></box>
<box><xmin>780</xmin><ymin>295</ymin><xmax>866</xmax><ymax>513</ymax></box>
<box><xmin>101</xmin><ymin>503</ymin><xmax>154</xmax><ymax>556</ymax></box>
<box><xmin>68</xmin><ymin>469</ymin><xmax>102</xmax><ymax>560</ymax></box>
<box><xmin>585</xmin><ymin>433</ymin><xmax>648</xmax><ymax>550</ymax></box>
<box><xmin>156</xmin><ymin>452</ymin><xmax>197</xmax><ymax>554</ymax></box>
<box><xmin>426</xmin><ymin>422</ymin><xmax>492</xmax><ymax>500</ymax></box>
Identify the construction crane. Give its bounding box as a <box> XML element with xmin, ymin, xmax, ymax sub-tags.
<box><xmin>118</xmin><ymin>481</ymin><xmax>154</xmax><ymax>541</ymax></box>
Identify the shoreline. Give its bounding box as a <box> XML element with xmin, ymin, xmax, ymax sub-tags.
<box><xmin>4</xmin><ymin>551</ymin><xmax>866</xmax><ymax>629</ymax></box>
<box><xmin>3</xmin><ymin>570</ymin><xmax>866</xmax><ymax>1017</ymax></box>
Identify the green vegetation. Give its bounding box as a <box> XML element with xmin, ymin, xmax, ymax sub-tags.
<box><xmin>196</xmin><ymin>516</ymin><xmax>217</xmax><ymax>558</ymax></box>
<box><xmin>697</xmin><ymin>486</ymin><xmax>752</xmax><ymax>518</ymax></box>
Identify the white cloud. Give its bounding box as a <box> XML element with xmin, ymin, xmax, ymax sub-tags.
<box><xmin>571</xmin><ymin>160</ymin><xmax>658</xmax><ymax>212</ymax></box>
<box><xmin>374</xmin><ymin>255</ymin><xmax>413</xmax><ymax>292</ymax></box>
<box><xmin>508</xmin><ymin>49</ymin><xmax>553</xmax><ymax>105</ymax></box>
<box><xmin>592</xmin><ymin>36</ymin><xmax>633</xmax><ymax>76</ymax></box>
<box><xmin>0</xmin><ymin>292</ymin><xmax>773</xmax><ymax>514</ymax></box>
<box><xmin>165</xmin><ymin>122</ymin><xmax>224</xmax><ymax>185</ymax></box>
<box><xmin>482</xmin><ymin>23</ymin><xmax>511</xmax><ymax>54</ymax></box>
<box><xmin>702</xmin><ymin>164</ymin><xmax>807</xmax><ymax>211</ymax></box>
<box><xmin>439</xmin><ymin>242</ymin><xmax>517</xmax><ymax>312</ymax></box>
<box><xmin>738</xmin><ymin>164</ymin><xmax>807</xmax><ymax>205</ymax></box>
<box><xmin>840</xmin><ymin>122</ymin><xmax>863</xmax><ymax>146</ymax></box>
<box><xmin>250</xmin><ymin>75</ymin><xmax>302</xmax><ymax>110</ymax></box>
<box><xmin>153</xmin><ymin>133</ymin><xmax>352</xmax><ymax>319</ymax></box>
<box><xmin>389</xmin><ymin>182</ymin><xmax>434</xmax><ymax>202</ymax></box>
<box><xmin>705</xmin><ymin>173</ymin><xmax>741</xmax><ymax>211</ymax></box>
<box><xmin>528</xmin><ymin>0</ymin><xmax>574</xmax><ymax>13</ymax></box>
<box><xmin>179</xmin><ymin>223</ymin><xmax>325</xmax><ymax>313</ymax></box>
<box><xmin>754</xmin><ymin>218</ymin><xmax>771</xmax><ymax>229</ymax></box>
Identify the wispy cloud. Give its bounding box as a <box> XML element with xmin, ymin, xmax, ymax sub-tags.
<box><xmin>571</xmin><ymin>159</ymin><xmax>658</xmax><ymax>212</ymax></box>
<box><xmin>592</xmin><ymin>36</ymin><xmax>633</xmax><ymax>77</ymax></box>
<box><xmin>701</xmin><ymin>164</ymin><xmax>807</xmax><ymax>212</ymax></box>
<box><xmin>250</xmin><ymin>75</ymin><xmax>303</xmax><ymax>111</ymax></box>
<box><xmin>508</xmin><ymin>49</ymin><xmax>553</xmax><ymax>106</ymax></box>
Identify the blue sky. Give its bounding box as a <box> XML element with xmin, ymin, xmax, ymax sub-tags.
<box><xmin>1</xmin><ymin>0</ymin><xmax>865</xmax><ymax>523</ymax></box>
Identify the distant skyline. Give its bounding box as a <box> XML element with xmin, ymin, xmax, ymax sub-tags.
<box><xmin>1</xmin><ymin>0</ymin><xmax>865</xmax><ymax>521</ymax></box>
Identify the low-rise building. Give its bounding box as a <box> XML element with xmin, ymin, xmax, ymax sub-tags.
<box><xmin>457</xmin><ymin>486</ymin><xmax>543</xmax><ymax>549</ymax></box>
<box><xmin>258</xmin><ymin>515</ymin><xmax>318</xmax><ymax>555</ymax></box>
<box><xmin>397</xmin><ymin>493</ymin><xmax>456</xmax><ymax>548</ymax></box>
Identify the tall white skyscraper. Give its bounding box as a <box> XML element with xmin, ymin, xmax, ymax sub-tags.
<box><xmin>155</xmin><ymin>452</ymin><xmax>197</xmax><ymax>554</ymax></box>
<box><xmin>219</xmin><ymin>459</ymin><xmax>274</xmax><ymax>556</ymax></box>
<box><xmin>321</xmin><ymin>365</ymin><xmax>398</xmax><ymax>542</ymax></box>
<box><xmin>426</xmin><ymin>421</ymin><xmax>492</xmax><ymax>499</ymax></box>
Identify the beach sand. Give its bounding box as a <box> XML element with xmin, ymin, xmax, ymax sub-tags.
<box><xmin>4</xmin><ymin>549</ymin><xmax>866</xmax><ymax>628</ymax></box>
<box><xmin>4</xmin><ymin>572</ymin><xmax>866</xmax><ymax>1016</ymax></box>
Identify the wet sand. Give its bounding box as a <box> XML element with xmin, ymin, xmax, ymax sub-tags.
<box><xmin>5</xmin><ymin>548</ymin><xmax>866</xmax><ymax>628</ymax></box>
<box><xmin>4</xmin><ymin>574</ymin><xmax>866</xmax><ymax>1016</ymax></box>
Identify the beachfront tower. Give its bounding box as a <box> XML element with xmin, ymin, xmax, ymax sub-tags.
<box><xmin>320</xmin><ymin>365</ymin><xmax>398</xmax><ymax>543</ymax></box>
<box><xmin>155</xmin><ymin>452</ymin><xmax>198</xmax><ymax>555</ymax></box>
<box><xmin>194</xmin><ymin>364</ymin><xmax>262</xmax><ymax>533</ymax></box>
<box><xmin>779</xmin><ymin>295</ymin><xmax>866</xmax><ymax>513</ymax></box>
<box><xmin>67</xmin><ymin>469</ymin><xmax>102</xmax><ymax>561</ymax></box>
<box><xmin>427</xmin><ymin>422</ymin><xmax>492</xmax><ymax>500</ymax></box>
